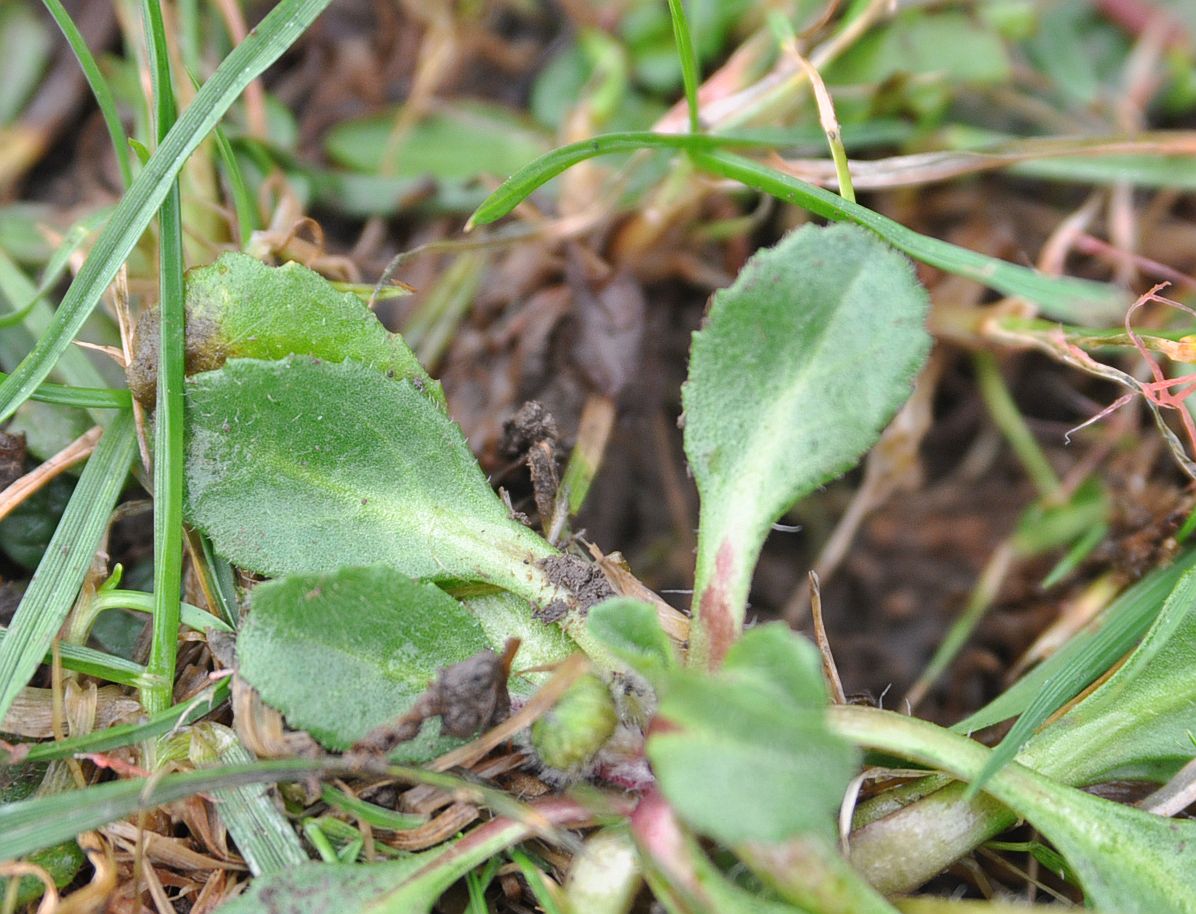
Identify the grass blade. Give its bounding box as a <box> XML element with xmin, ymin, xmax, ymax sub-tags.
<box><xmin>469</xmin><ymin>136</ymin><xmax>1128</xmax><ymax>323</ymax></box>
<box><xmin>466</xmin><ymin>132</ymin><xmax>769</xmax><ymax>229</ymax></box>
<box><xmin>40</xmin><ymin>0</ymin><xmax>133</xmax><ymax>187</ymax></box>
<box><xmin>0</xmin><ymin>409</ymin><xmax>138</xmax><ymax>725</ymax></box>
<box><xmin>0</xmin><ymin>372</ymin><xmax>130</xmax><ymax>409</ymax></box>
<box><xmin>665</xmin><ymin>0</ymin><xmax>701</xmax><ymax>133</ymax></box>
<box><xmin>141</xmin><ymin>0</ymin><xmax>186</xmax><ymax>717</ymax></box>
<box><xmin>690</xmin><ymin>150</ymin><xmax>1127</xmax><ymax>324</ymax></box>
<box><xmin>0</xmin><ymin>760</ymin><xmax>329</xmax><ymax>862</ymax></box>
<box><xmin>0</xmin><ymin>629</ymin><xmax>146</xmax><ymax>687</ymax></box>
<box><xmin>212</xmin><ymin>737</ymin><xmax>310</xmax><ymax>875</ymax></box>
<box><xmin>953</xmin><ymin>547</ymin><xmax>1196</xmax><ymax>736</ymax></box>
<box><xmin>0</xmin><ymin>756</ymin><xmax>552</xmax><ymax>862</ymax></box>
<box><xmin>966</xmin><ymin>561</ymin><xmax>1196</xmax><ymax>797</ymax></box>
<box><xmin>0</xmin><ymin>0</ymin><xmax>335</xmax><ymax>423</ymax></box>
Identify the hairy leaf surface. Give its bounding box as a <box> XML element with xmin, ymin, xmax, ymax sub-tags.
<box><xmin>238</xmin><ymin>566</ymin><xmax>491</xmax><ymax>756</ymax></box>
<box><xmin>185</xmin><ymin>357</ymin><xmax>559</xmax><ymax>604</ymax></box>
<box><xmin>130</xmin><ymin>253</ymin><xmax>441</xmax><ymax>407</ymax></box>
<box><xmin>648</xmin><ymin>624</ymin><xmax>858</xmax><ymax>844</ymax></box>
<box><xmin>683</xmin><ymin>223</ymin><xmax>931</xmax><ymax>664</ymax></box>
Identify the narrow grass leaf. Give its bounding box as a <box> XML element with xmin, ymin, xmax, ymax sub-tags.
<box><xmin>212</xmin><ymin>736</ymin><xmax>310</xmax><ymax>875</ymax></box>
<box><xmin>142</xmin><ymin>0</ymin><xmax>186</xmax><ymax>717</ymax></box>
<box><xmin>0</xmin><ymin>756</ymin><xmax>523</xmax><ymax>861</ymax></box>
<box><xmin>0</xmin><ymin>409</ymin><xmax>136</xmax><ymax>724</ymax></box>
<box><xmin>211</xmin><ymin>123</ymin><xmax>260</xmax><ymax>246</ymax></box>
<box><xmin>0</xmin><ymin>372</ymin><xmax>130</xmax><ymax>409</ymax></box>
<box><xmin>0</xmin><ymin>759</ymin><xmax>336</xmax><ymax>861</ymax></box>
<box><xmin>0</xmin><ymin>629</ymin><xmax>145</xmax><ymax>687</ymax></box>
<box><xmin>509</xmin><ymin>850</ymin><xmax>568</xmax><ymax>914</ymax></box>
<box><xmin>954</xmin><ymin>548</ymin><xmax>1196</xmax><ymax>734</ymax></box>
<box><xmin>216</xmin><ymin>798</ymin><xmax>594</xmax><ymax>914</ymax></box>
<box><xmin>690</xmin><ymin>150</ymin><xmax>1127</xmax><ymax>324</ymax></box>
<box><xmin>1015</xmin><ymin>565</ymin><xmax>1196</xmax><ymax>787</ymax></box>
<box><xmin>470</xmin><ymin>137</ymin><xmax>1125</xmax><ymax>322</ymax></box>
<box><xmin>466</xmin><ymin>132</ymin><xmax>772</xmax><ymax>228</ymax></box>
<box><xmin>0</xmin><ymin>0</ymin><xmax>335</xmax><ymax>423</ymax></box>
<box><xmin>321</xmin><ymin>786</ymin><xmax>425</xmax><ymax>831</ymax></box>
<box><xmin>40</xmin><ymin>0</ymin><xmax>133</xmax><ymax>187</ymax></box>
<box><xmin>665</xmin><ymin>0</ymin><xmax>701</xmax><ymax>133</ymax></box>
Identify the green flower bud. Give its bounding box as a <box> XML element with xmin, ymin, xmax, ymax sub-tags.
<box><xmin>531</xmin><ymin>674</ymin><xmax>617</xmax><ymax>771</ymax></box>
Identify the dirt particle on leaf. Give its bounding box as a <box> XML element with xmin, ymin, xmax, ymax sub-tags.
<box><xmin>127</xmin><ymin>307</ymin><xmax>227</xmax><ymax>407</ymax></box>
<box><xmin>435</xmin><ymin>648</ymin><xmax>512</xmax><ymax>738</ymax></box>
<box><xmin>535</xmin><ymin>600</ymin><xmax>569</xmax><ymax>623</ymax></box>
<box><xmin>539</xmin><ymin>553</ymin><xmax>616</xmax><ymax>618</ymax></box>
<box><xmin>351</xmin><ymin>645</ymin><xmax>513</xmax><ymax>754</ymax></box>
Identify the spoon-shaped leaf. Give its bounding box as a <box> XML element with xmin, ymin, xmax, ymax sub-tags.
<box><xmin>683</xmin><ymin>224</ymin><xmax>930</xmax><ymax>666</ymax></box>
<box><xmin>185</xmin><ymin>356</ymin><xmax>562</xmax><ymax>607</ymax></box>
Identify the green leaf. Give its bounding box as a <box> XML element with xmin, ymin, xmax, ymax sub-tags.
<box><xmin>683</xmin><ymin>224</ymin><xmax>930</xmax><ymax>666</ymax></box>
<box><xmin>586</xmin><ymin>597</ymin><xmax>677</xmax><ymax>681</ymax></box>
<box><xmin>184</xmin><ymin>357</ymin><xmax>559</xmax><ymax>605</ymax></box>
<box><xmin>955</xmin><ymin>548</ymin><xmax>1196</xmax><ymax>763</ymax></box>
<box><xmin>0</xmin><ymin>3</ymin><xmax>51</xmax><ymax>125</ymax></box>
<box><xmin>325</xmin><ymin>100</ymin><xmax>549</xmax><ymax>181</ymax></box>
<box><xmin>648</xmin><ymin>624</ymin><xmax>858</xmax><ymax>845</ymax></box>
<box><xmin>237</xmin><ymin>565</ymin><xmax>492</xmax><ymax>757</ymax></box>
<box><xmin>1019</xmin><ymin>564</ymin><xmax>1196</xmax><ymax>786</ymax></box>
<box><xmin>129</xmin><ymin>253</ymin><xmax>441</xmax><ymax>408</ymax></box>
<box><xmin>833</xmin><ymin>705</ymin><xmax>1196</xmax><ymax>914</ymax></box>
